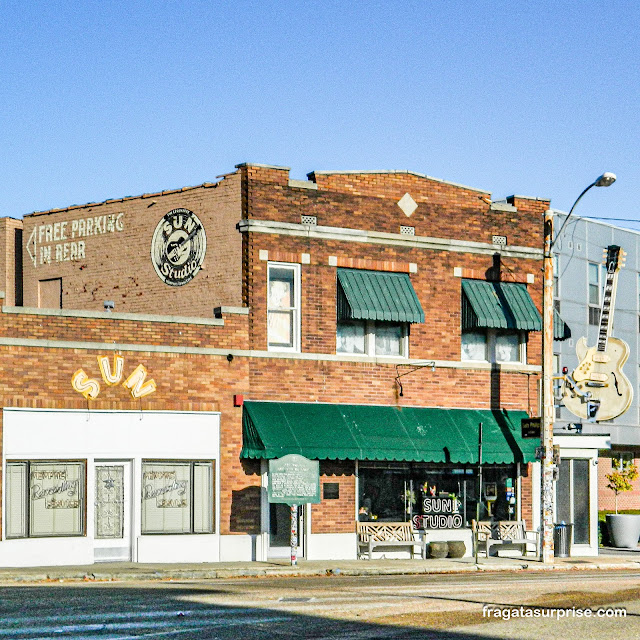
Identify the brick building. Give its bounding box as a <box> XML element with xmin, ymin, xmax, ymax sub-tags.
<box><xmin>0</xmin><ymin>162</ymin><xmax>583</xmax><ymax>566</ymax></box>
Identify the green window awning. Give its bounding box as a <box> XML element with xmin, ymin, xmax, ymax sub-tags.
<box><xmin>241</xmin><ymin>401</ymin><xmax>536</xmax><ymax>464</ymax></box>
<box><xmin>554</xmin><ymin>309</ymin><xmax>571</xmax><ymax>341</ymax></box>
<box><xmin>337</xmin><ymin>269</ymin><xmax>425</xmax><ymax>323</ymax></box>
<box><xmin>461</xmin><ymin>279</ymin><xmax>542</xmax><ymax>331</ymax></box>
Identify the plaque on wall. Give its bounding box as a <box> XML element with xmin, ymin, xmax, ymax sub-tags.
<box><xmin>151</xmin><ymin>208</ymin><xmax>207</xmax><ymax>286</ymax></box>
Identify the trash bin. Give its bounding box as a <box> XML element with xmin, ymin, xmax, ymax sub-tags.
<box><xmin>553</xmin><ymin>522</ymin><xmax>573</xmax><ymax>557</ymax></box>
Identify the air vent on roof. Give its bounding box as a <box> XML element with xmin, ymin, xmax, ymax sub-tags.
<box><xmin>400</xmin><ymin>226</ymin><xmax>415</xmax><ymax>236</ymax></box>
<box><xmin>492</xmin><ymin>235</ymin><xmax>507</xmax><ymax>246</ymax></box>
<box><xmin>301</xmin><ymin>215</ymin><xmax>317</xmax><ymax>226</ymax></box>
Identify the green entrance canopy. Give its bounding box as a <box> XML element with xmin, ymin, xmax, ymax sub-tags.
<box><xmin>337</xmin><ymin>269</ymin><xmax>425</xmax><ymax>323</ymax></box>
<box><xmin>241</xmin><ymin>401</ymin><xmax>537</xmax><ymax>464</ymax></box>
<box><xmin>461</xmin><ymin>279</ymin><xmax>542</xmax><ymax>331</ymax></box>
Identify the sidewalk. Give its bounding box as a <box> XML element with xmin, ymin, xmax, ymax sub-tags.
<box><xmin>1</xmin><ymin>549</ymin><xmax>639</xmax><ymax>583</ymax></box>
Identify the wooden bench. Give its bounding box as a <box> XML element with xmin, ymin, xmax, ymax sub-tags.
<box><xmin>357</xmin><ymin>522</ymin><xmax>426</xmax><ymax>560</ymax></box>
<box><xmin>472</xmin><ymin>520</ymin><xmax>540</xmax><ymax>557</ymax></box>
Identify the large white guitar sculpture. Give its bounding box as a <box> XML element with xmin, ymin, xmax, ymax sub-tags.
<box><xmin>562</xmin><ymin>245</ymin><xmax>633</xmax><ymax>422</ymax></box>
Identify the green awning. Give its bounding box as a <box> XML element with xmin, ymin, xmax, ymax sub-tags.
<box><xmin>337</xmin><ymin>269</ymin><xmax>425</xmax><ymax>323</ymax></box>
<box><xmin>554</xmin><ymin>309</ymin><xmax>572</xmax><ymax>341</ymax></box>
<box><xmin>241</xmin><ymin>401</ymin><xmax>536</xmax><ymax>464</ymax></box>
<box><xmin>461</xmin><ymin>279</ymin><xmax>542</xmax><ymax>331</ymax></box>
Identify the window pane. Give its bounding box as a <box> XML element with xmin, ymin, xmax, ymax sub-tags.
<box><xmin>556</xmin><ymin>459</ymin><xmax>571</xmax><ymax>524</ymax></box>
<box><xmin>6</xmin><ymin>462</ymin><xmax>27</xmax><ymax>538</ymax></box>
<box><xmin>141</xmin><ymin>463</ymin><xmax>191</xmax><ymax>534</ymax></box>
<box><xmin>337</xmin><ymin>321</ymin><xmax>366</xmax><ymax>353</ymax></box>
<box><xmin>193</xmin><ymin>463</ymin><xmax>214</xmax><ymax>534</ymax></box>
<box><xmin>268</xmin><ymin>310</ymin><xmax>294</xmax><ymax>347</ymax></box>
<box><xmin>29</xmin><ymin>462</ymin><xmax>84</xmax><ymax>537</ymax></box>
<box><xmin>461</xmin><ymin>331</ymin><xmax>486</xmax><ymax>361</ymax></box>
<box><xmin>588</xmin><ymin>263</ymin><xmax>599</xmax><ymax>305</ymax></box>
<box><xmin>375</xmin><ymin>323</ymin><xmax>402</xmax><ymax>356</ymax></box>
<box><xmin>268</xmin><ymin>268</ymin><xmax>294</xmax><ymax>309</ymax></box>
<box><xmin>495</xmin><ymin>333</ymin><xmax>520</xmax><ymax>362</ymax></box>
<box><xmin>572</xmin><ymin>459</ymin><xmax>590</xmax><ymax>544</ymax></box>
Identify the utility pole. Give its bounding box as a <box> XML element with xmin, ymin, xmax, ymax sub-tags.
<box><xmin>540</xmin><ymin>209</ymin><xmax>555</xmax><ymax>563</ymax></box>
<box><xmin>540</xmin><ymin>172</ymin><xmax>616</xmax><ymax>564</ymax></box>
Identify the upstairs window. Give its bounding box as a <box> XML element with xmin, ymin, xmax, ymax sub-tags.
<box><xmin>588</xmin><ymin>262</ymin><xmax>601</xmax><ymax>325</ymax></box>
<box><xmin>336</xmin><ymin>269</ymin><xmax>424</xmax><ymax>359</ymax></box>
<box><xmin>267</xmin><ymin>263</ymin><xmax>300</xmax><ymax>352</ymax></box>
<box><xmin>461</xmin><ymin>330</ymin><xmax>526</xmax><ymax>363</ymax></box>
<box><xmin>460</xmin><ymin>279</ymin><xmax>541</xmax><ymax>365</ymax></box>
<box><xmin>337</xmin><ymin>320</ymin><xmax>408</xmax><ymax>357</ymax></box>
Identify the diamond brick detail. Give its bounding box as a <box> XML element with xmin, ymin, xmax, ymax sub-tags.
<box><xmin>397</xmin><ymin>193</ymin><xmax>418</xmax><ymax>217</ymax></box>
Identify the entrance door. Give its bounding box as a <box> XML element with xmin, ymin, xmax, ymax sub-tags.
<box><xmin>94</xmin><ymin>461</ymin><xmax>132</xmax><ymax>562</ymax></box>
<box><xmin>556</xmin><ymin>458</ymin><xmax>591</xmax><ymax>545</ymax></box>
<box><xmin>268</xmin><ymin>503</ymin><xmax>304</xmax><ymax>559</ymax></box>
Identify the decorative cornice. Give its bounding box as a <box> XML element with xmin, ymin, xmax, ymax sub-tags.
<box><xmin>237</xmin><ymin>219</ymin><xmax>543</xmax><ymax>260</ymax></box>
<box><xmin>0</xmin><ymin>336</ymin><xmax>541</xmax><ymax>373</ymax></box>
<box><xmin>1</xmin><ymin>306</ymin><xmax>224</xmax><ymax>326</ymax></box>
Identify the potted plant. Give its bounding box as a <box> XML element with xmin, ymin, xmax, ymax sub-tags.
<box><xmin>605</xmin><ymin>460</ymin><xmax>640</xmax><ymax>548</ymax></box>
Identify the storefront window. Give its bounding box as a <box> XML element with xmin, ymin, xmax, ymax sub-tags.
<box><xmin>141</xmin><ymin>461</ymin><xmax>214</xmax><ymax>534</ymax></box>
<box><xmin>358</xmin><ymin>463</ymin><xmax>518</xmax><ymax>528</ymax></box>
<box><xmin>6</xmin><ymin>460</ymin><xmax>85</xmax><ymax>538</ymax></box>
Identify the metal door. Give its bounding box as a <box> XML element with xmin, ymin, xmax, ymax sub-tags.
<box><xmin>94</xmin><ymin>462</ymin><xmax>132</xmax><ymax>562</ymax></box>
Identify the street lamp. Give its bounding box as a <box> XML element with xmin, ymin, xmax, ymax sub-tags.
<box><xmin>540</xmin><ymin>172</ymin><xmax>616</xmax><ymax>563</ymax></box>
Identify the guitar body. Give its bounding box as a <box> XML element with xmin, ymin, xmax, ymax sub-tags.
<box><xmin>562</xmin><ymin>336</ymin><xmax>633</xmax><ymax>421</ymax></box>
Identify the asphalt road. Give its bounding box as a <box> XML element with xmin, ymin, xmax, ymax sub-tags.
<box><xmin>0</xmin><ymin>570</ymin><xmax>638</xmax><ymax>639</ymax></box>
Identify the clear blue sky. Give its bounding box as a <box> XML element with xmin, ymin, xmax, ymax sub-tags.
<box><xmin>2</xmin><ymin>1</ymin><xmax>639</xmax><ymax>230</ymax></box>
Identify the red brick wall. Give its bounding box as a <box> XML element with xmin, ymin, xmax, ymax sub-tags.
<box><xmin>241</xmin><ymin>166</ymin><xmax>545</xmax><ymax>249</ymax></box>
<box><xmin>598</xmin><ymin>451</ymin><xmax>640</xmax><ymax>512</ymax></box>
<box><xmin>237</xmin><ymin>165</ymin><xmax>546</xmax><ymax>532</ymax></box>
<box><xmin>3</xmin><ymin>163</ymin><xmax>548</xmax><ymax>543</ymax></box>
<box><xmin>520</xmin><ymin>463</ymin><xmax>534</xmax><ymax>527</ymax></box>
<box><xmin>0</xmin><ymin>217</ymin><xmax>23</xmax><ymax>307</ymax></box>
<box><xmin>313</xmin><ymin>461</ymin><xmax>357</xmax><ymax>534</ymax></box>
<box><xmin>21</xmin><ymin>175</ymin><xmax>243</xmax><ymax>316</ymax></box>
<box><xmin>0</xmin><ymin>306</ymin><xmax>253</xmax><ymax>536</ymax></box>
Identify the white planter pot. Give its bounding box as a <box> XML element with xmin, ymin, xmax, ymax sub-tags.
<box><xmin>606</xmin><ymin>514</ymin><xmax>640</xmax><ymax>549</ymax></box>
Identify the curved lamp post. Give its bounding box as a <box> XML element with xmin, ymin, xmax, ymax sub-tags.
<box><xmin>541</xmin><ymin>172</ymin><xmax>616</xmax><ymax>563</ymax></box>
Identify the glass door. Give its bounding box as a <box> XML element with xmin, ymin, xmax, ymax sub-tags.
<box><xmin>94</xmin><ymin>461</ymin><xmax>132</xmax><ymax>562</ymax></box>
<box><xmin>555</xmin><ymin>458</ymin><xmax>590</xmax><ymax>545</ymax></box>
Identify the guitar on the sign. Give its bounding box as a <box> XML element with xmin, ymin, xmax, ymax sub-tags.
<box><xmin>562</xmin><ymin>245</ymin><xmax>633</xmax><ymax>422</ymax></box>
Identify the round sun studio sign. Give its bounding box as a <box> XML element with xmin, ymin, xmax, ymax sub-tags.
<box><xmin>151</xmin><ymin>209</ymin><xmax>207</xmax><ymax>286</ymax></box>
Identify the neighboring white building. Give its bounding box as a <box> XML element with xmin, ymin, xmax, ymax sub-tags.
<box><xmin>552</xmin><ymin>211</ymin><xmax>639</xmax><ymax>517</ymax></box>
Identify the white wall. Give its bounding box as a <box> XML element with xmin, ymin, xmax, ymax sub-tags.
<box><xmin>1</xmin><ymin>408</ymin><xmax>220</xmax><ymax>567</ymax></box>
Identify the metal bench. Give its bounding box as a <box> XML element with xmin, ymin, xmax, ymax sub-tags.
<box><xmin>357</xmin><ymin>521</ymin><xmax>426</xmax><ymax>560</ymax></box>
<box><xmin>472</xmin><ymin>520</ymin><xmax>540</xmax><ymax>557</ymax></box>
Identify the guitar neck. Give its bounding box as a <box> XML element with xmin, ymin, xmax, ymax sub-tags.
<box><xmin>597</xmin><ymin>268</ymin><xmax>619</xmax><ymax>352</ymax></box>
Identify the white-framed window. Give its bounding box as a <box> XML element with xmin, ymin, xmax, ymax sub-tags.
<box><xmin>267</xmin><ymin>262</ymin><xmax>301</xmax><ymax>352</ymax></box>
<box><xmin>337</xmin><ymin>320</ymin><xmax>408</xmax><ymax>357</ymax></box>
<box><xmin>6</xmin><ymin>460</ymin><xmax>85</xmax><ymax>539</ymax></box>
<box><xmin>612</xmin><ymin>452</ymin><xmax>634</xmax><ymax>472</ymax></box>
<box><xmin>461</xmin><ymin>330</ymin><xmax>526</xmax><ymax>364</ymax></box>
<box><xmin>588</xmin><ymin>261</ymin><xmax>603</xmax><ymax>326</ymax></box>
<box><xmin>141</xmin><ymin>461</ymin><xmax>214</xmax><ymax>535</ymax></box>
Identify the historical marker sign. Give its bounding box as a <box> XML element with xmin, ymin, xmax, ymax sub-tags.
<box><xmin>268</xmin><ymin>454</ymin><xmax>320</xmax><ymax>504</ymax></box>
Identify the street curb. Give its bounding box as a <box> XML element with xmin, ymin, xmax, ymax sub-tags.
<box><xmin>2</xmin><ymin>560</ymin><xmax>640</xmax><ymax>583</ymax></box>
